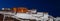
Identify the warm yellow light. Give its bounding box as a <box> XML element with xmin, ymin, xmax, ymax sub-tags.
<box><xmin>13</xmin><ymin>8</ymin><xmax>17</xmax><ymax>12</ymax></box>
<box><xmin>17</xmin><ymin>7</ymin><xmax>28</xmax><ymax>13</ymax></box>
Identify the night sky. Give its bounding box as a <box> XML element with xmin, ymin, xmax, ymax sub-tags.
<box><xmin>0</xmin><ymin>0</ymin><xmax>60</xmax><ymax>17</ymax></box>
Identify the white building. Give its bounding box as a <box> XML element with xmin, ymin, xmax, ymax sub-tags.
<box><xmin>0</xmin><ymin>8</ymin><xmax>57</xmax><ymax>21</ymax></box>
